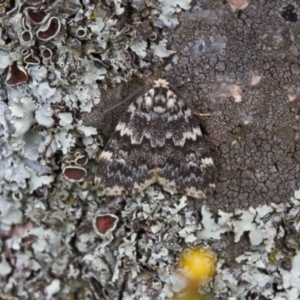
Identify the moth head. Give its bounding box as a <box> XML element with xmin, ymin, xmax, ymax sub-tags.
<box><xmin>145</xmin><ymin>79</ymin><xmax>177</xmax><ymax>114</ymax></box>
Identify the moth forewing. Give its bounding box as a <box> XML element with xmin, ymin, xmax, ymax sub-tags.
<box><xmin>95</xmin><ymin>79</ymin><xmax>215</xmax><ymax>199</ymax></box>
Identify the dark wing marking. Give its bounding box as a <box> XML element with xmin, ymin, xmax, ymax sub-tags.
<box><xmin>95</xmin><ymin>99</ymin><xmax>157</xmax><ymax>195</ymax></box>
<box><xmin>157</xmin><ymin>100</ymin><xmax>215</xmax><ymax>199</ymax></box>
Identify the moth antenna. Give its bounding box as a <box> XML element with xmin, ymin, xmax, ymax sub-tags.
<box><xmin>102</xmin><ymin>84</ymin><xmax>150</xmax><ymax>114</ymax></box>
<box><xmin>169</xmin><ymin>80</ymin><xmax>212</xmax><ymax>119</ymax></box>
<box><xmin>175</xmin><ymin>78</ymin><xmax>191</xmax><ymax>88</ymax></box>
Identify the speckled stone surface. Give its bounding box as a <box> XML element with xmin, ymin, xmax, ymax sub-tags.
<box><xmin>165</xmin><ymin>0</ymin><xmax>300</xmax><ymax>212</ymax></box>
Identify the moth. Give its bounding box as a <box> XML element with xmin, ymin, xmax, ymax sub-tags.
<box><xmin>95</xmin><ymin>79</ymin><xmax>215</xmax><ymax>199</ymax></box>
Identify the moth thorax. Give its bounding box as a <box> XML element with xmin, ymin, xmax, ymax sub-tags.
<box><xmin>152</xmin><ymin>90</ymin><xmax>176</xmax><ymax>114</ymax></box>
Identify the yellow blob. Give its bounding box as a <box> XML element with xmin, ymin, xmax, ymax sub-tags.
<box><xmin>90</xmin><ymin>11</ymin><xmax>98</xmax><ymax>21</ymax></box>
<box><xmin>178</xmin><ymin>247</ymin><xmax>217</xmax><ymax>284</ymax></box>
<box><xmin>268</xmin><ymin>251</ymin><xmax>277</xmax><ymax>263</ymax></box>
<box><xmin>67</xmin><ymin>197</ymin><xmax>77</xmax><ymax>206</ymax></box>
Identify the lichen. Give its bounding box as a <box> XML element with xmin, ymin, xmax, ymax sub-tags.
<box><xmin>1</xmin><ymin>0</ymin><xmax>300</xmax><ymax>299</ymax></box>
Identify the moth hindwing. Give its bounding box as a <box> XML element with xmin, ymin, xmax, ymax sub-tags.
<box><xmin>95</xmin><ymin>79</ymin><xmax>215</xmax><ymax>199</ymax></box>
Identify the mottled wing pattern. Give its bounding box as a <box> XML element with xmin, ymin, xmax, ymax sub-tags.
<box><xmin>95</xmin><ymin>97</ymin><xmax>157</xmax><ymax>195</ymax></box>
<box><xmin>157</xmin><ymin>101</ymin><xmax>215</xmax><ymax>199</ymax></box>
<box><xmin>95</xmin><ymin>79</ymin><xmax>215</xmax><ymax>199</ymax></box>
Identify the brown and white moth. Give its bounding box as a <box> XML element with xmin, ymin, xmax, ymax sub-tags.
<box><xmin>95</xmin><ymin>79</ymin><xmax>215</xmax><ymax>199</ymax></box>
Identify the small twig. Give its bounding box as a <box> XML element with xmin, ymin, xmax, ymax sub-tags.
<box><xmin>194</xmin><ymin>112</ymin><xmax>212</xmax><ymax>117</ymax></box>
